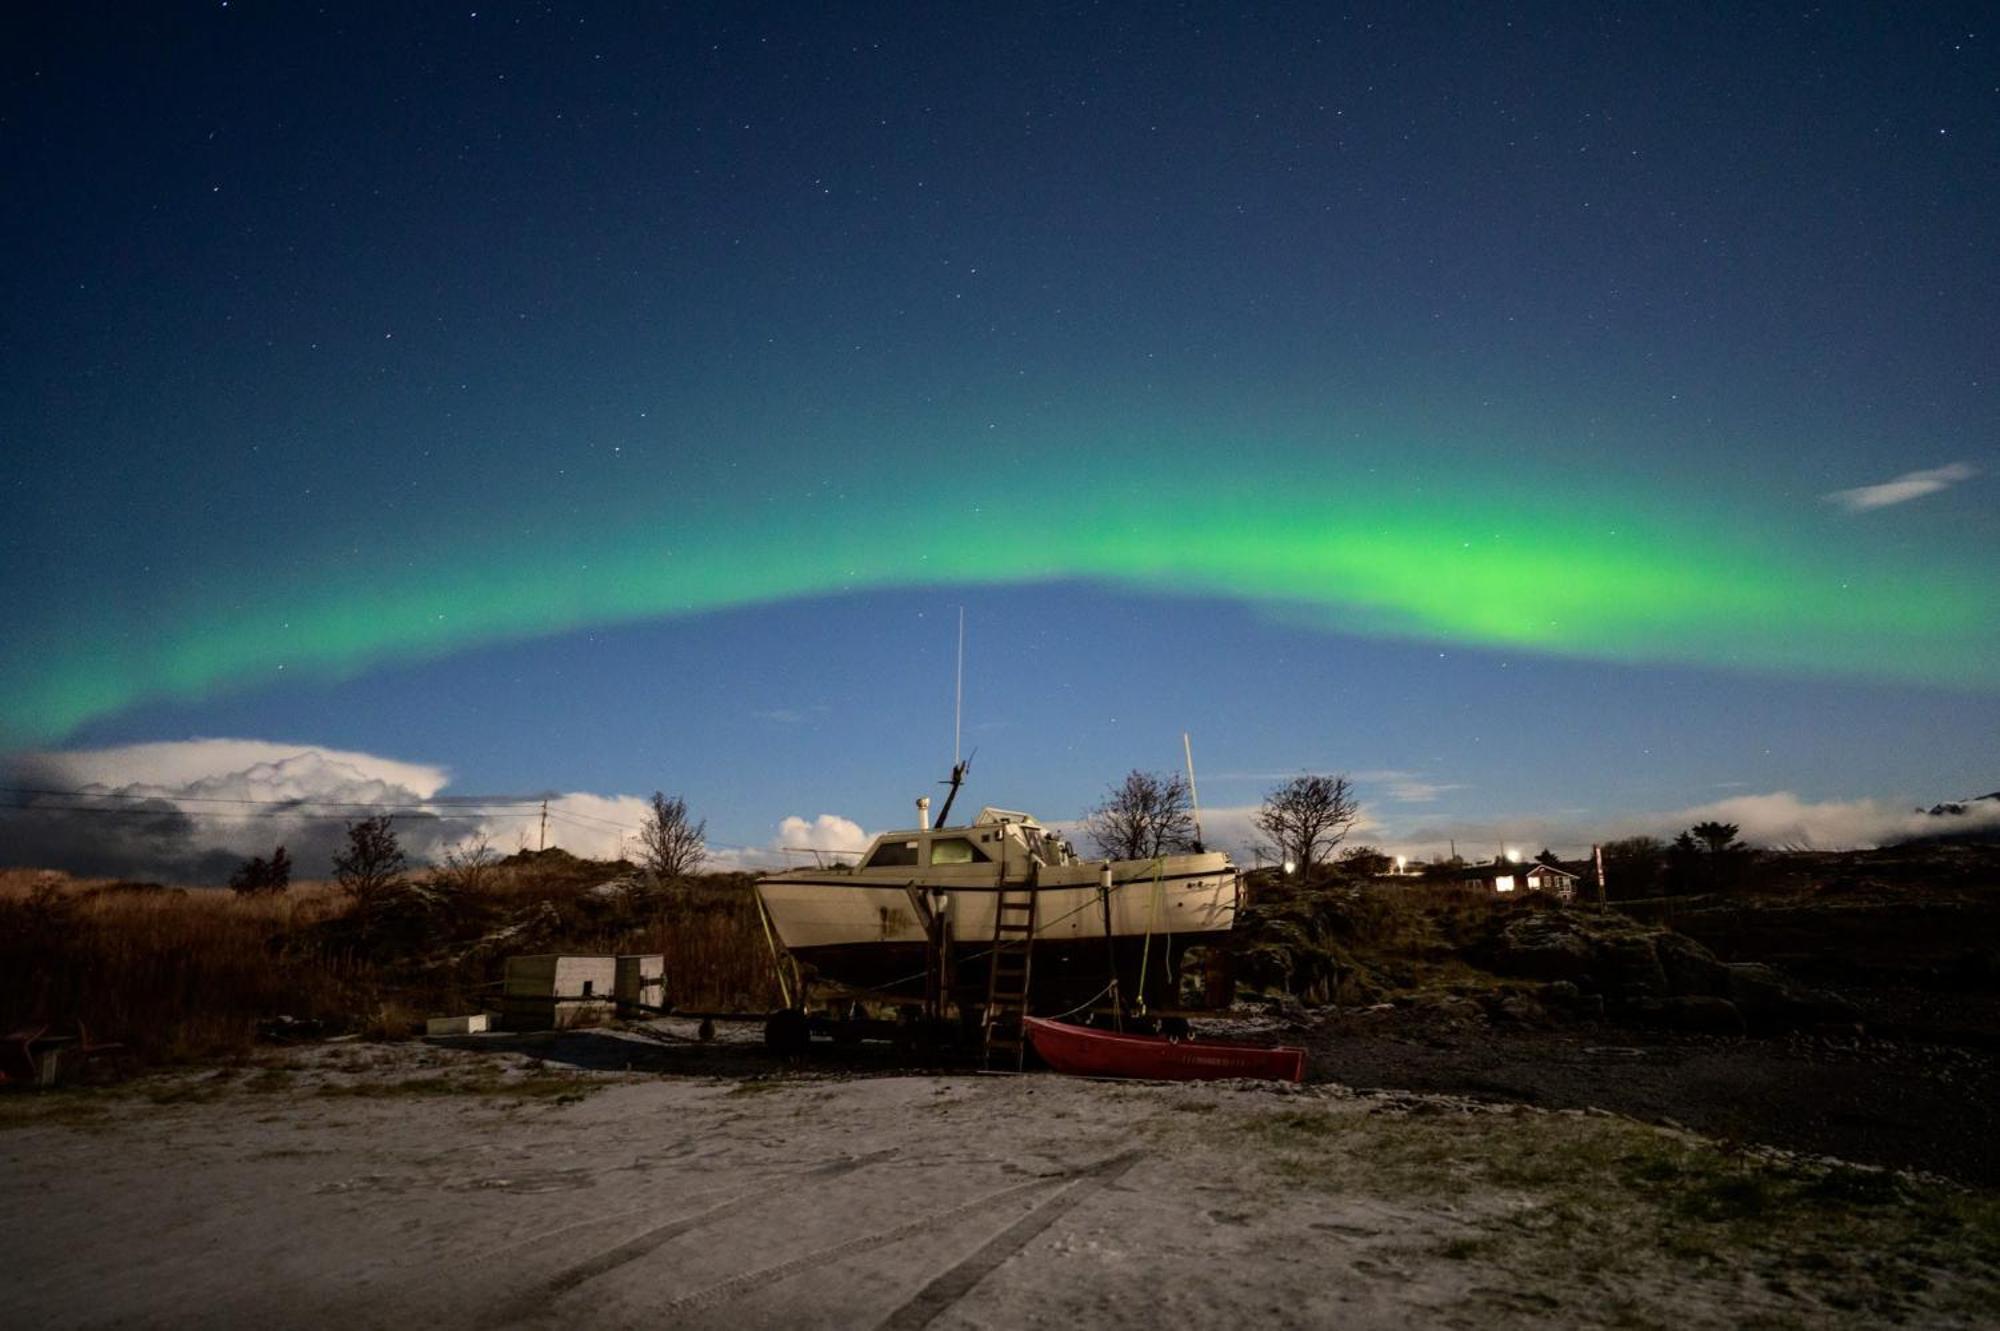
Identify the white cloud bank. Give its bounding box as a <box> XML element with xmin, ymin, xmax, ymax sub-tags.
<box><xmin>8</xmin><ymin>739</ymin><xmax>1989</xmax><ymax>880</ymax></box>
<box><xmin>1381</xmin><ymin>790</ymin><xmax>2000</xmax><ymax>860</ymax></box>
<box><xmin>3</xmin><ymin>740</ymin><xmax>651</xmax><ymax>879</ymax></box>
<box><xmin>1824</xmin><ymin>461</ymin><xmax>1977</xmax><ymax>513</ymax></box>
<box><xmin>28</xmin><ymin>738</ymin><xmax>451</xmax><ymax>801</ymax></box>
<box><xmin>775</xmin><ymin>814</ymin><xmax>871</xmax><ymax>855</ymax></box>
<box><xmin>707</xmin><ymin>814</ymin><xmax>876</xmax><ymax>871</ymax></box>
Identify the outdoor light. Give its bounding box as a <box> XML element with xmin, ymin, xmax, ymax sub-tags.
<box><xmin>1283</xmin><ymin>860</ymin><xmax>1296</xmax><ymax>875</ymax></box>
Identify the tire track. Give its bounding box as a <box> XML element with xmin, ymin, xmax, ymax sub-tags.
<box><xmin>500</xmin><ymin>1148</ymin><xmax>896</xmax><ymax>1323</ymax></box>
<box><xmin>875</xmin><ymin>1151</ymin><xmax>1145</xmax><ymax>1330</ymax></box>
<box><xmin>651</xmin><ymin>1151</ymin><xmax>1146</xmax><ymax>1323</ymax></box>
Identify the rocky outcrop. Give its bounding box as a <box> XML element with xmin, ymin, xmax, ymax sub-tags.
<box><xmin>1485</xmin><ymin>914</ymin><xmax>1595</xmax><ymax>980</ymax></box>
<box><xmin>1485</xmin><ymin>908</ymin><xmax>1854</xmax><ymax>1032</ymax></box>
<box><xmin>1726</xmin><ymin>961</ymin><xmax>1858</xmax><ymax>1029</ymax></box>
<box><xmin>1654</xmin><ymin>931</ymin><xmax>1734</xmax><ymax>997</ymax></box>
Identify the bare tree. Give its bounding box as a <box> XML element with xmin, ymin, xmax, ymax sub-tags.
<box><xmin>1082</xmin><ymin>770</ymin><xmax>1197</xmax><ymax>860</ymax></box>
<box><xmin>1255</xmin><ymin>774</ymin><xmax>1359</xmax><ymax>875</ymax></box>
<box><xmin>437</xmin><ymin>834</ymin><xmax>499</xmax><ymax>896</ymax></box>
<box><xmin>638</xmin><ymin>792</ymin><xmax>707</xmax><ymax>882</ymax></box>
<box><xmin>334</xmin><ymin>816</ymin><xmax>407</xmax><ymax>927</ymax></box>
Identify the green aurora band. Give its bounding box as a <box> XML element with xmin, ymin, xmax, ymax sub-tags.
<box><xmin>6</xmin><ymin>439</ymin><xmax>1993</xmax><ymax>748</ymax></box>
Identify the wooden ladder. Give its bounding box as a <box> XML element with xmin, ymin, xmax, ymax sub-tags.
<box><xmin>982</xmin><ymin>887</ymin><xmax>1038</xmax><ymax>1070</ymax></box>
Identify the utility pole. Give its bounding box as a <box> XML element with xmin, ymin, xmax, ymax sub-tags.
<box><xmin>539</xmin><ymin>799</ymin><xmax>548</xmax><ymax>853</ymax></box>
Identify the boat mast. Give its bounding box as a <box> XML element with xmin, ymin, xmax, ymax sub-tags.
<box><xmin>1183</xmin><ymin>731</ymin><xmax>1205</xmax><ymax>852</ymax></box>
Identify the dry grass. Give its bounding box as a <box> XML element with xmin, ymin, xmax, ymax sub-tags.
<box><xmin>0</xmin><ymin>864</ymin><xmax>783</xmax><ymax>1065</ymax></box>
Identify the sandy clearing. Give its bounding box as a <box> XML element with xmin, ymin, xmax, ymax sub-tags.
<box><xmin>1</xmin><ymin>1038</ymin><xmax>1993</xmax><ymax>1329</ymax></box>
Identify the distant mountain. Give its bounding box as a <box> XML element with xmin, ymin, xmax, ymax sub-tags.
<box><xmin>1899</xmin><ymin>791</ymin><xmax>2000</xmax><ymax>845</ymax></box>
<box><xmin>1923</xmin><ymin>791</ymin><xmax>2000</xmax><ymax>817</ymax></box>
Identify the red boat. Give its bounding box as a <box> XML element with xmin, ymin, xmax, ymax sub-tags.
<box><xmin>1023</xmin><ymin>1017</ymin><xmax>1306</xmax><ymax>1084</ymax></box>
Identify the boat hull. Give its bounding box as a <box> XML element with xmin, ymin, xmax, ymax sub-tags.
<box><xmin>785</xmin><ymin>930</ymin><xmax>1229</xmax><ymax>1013</ymax></box>
<box><xmin>756</xmin><ymin>854</ymin><xmax>1240</xmax><ymax>1012</ymax></box>
<box><xmin>1024</xmin><ymin>1017</ymin><xmax>1306</xmax><ymax>1083</ymax></box>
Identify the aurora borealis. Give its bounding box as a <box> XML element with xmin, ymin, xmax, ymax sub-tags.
<box><xmin>3</xmin><ymin>4</ymin><xmax>1995</xmax><ymax>859</ymax></box>
<box><xmin>7</xmin><ymin>426</ymin><xmax>1996</xmax><ymax>749</ymax></box>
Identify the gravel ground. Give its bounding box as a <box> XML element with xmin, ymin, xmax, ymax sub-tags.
<box><xmin>1297</xmin><ymin>1007</ymin><xmax>2000</xmax><ymax>1187</ymax></box>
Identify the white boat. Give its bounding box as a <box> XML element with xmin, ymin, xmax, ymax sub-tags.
<box><xmin>754</xmin><ymin>803</ymin><xmax>1241</xmax><ymax>1014</ymax></box>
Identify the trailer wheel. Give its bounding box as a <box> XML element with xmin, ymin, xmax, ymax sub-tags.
<box><xmin>764</xmin><ymin>1008</ymin><xmax>810</xmax><ymax>1056</ymax></box>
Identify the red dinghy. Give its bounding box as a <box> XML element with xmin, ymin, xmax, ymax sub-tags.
<box><xmin>1023</xmin><ymin>1017</ymin><xmax>1306</xmax><ymax>1084</ymax></box>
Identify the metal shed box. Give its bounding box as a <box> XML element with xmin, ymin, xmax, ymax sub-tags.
<box><xmin>615</xmin><ymin>954</ymin><xmax>665</xmax><ymax>1011</ymax></box>
<box><xmin>502</xmin><ymin>954</ymin><xmax>617</xmax><ymax>1030</ymax></box>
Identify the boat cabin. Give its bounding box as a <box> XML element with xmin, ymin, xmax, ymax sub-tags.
<box><xmin>855</xmin><ymin>807</ymin><xmax>1080</xmax><ymax>875</ymax></box>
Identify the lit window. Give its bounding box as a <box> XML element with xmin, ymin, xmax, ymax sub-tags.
<box><xmin>928</xmin><ymin>837</ymin><xmax>990</xmax><ymax>865</ymax></box>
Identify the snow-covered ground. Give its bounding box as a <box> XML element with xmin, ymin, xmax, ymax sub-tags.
<box><xmin>1</xmin><ymin>1029</ymin><xmax>1992</xmax><ymax>1328</ymax></box>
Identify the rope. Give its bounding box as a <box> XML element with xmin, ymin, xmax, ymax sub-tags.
<box><xmin>1133</xmin><ymin>856</ymin><xmax>1166</xmax><ymax>1015</ymax></box>
<box><xmin>1044</xmin><ymin>980</ymin><xmax>1117</xmax><ymax>1023</ymax></box>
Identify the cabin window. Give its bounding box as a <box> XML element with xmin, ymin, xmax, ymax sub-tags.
<box><xmin>865</xmin><ymin>840</ymin><xmax>921</xmax><ymax>868</ymax></box>
<box><xmin>1494</xmin><ymin>875</ymin><xmax>1515</xmax><ymax>892</ymax></box>
<box><xmin>927</xmin><ymin>837</ymin><xmax>989</xmax><ymax>865</ymax></box>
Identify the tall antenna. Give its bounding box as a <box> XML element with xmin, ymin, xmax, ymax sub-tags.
<box><xmin>935</xmin><ymin>607</ymin><xmax>972</xmax><ymax>828</ymax></box>
<box><xmin>1182</xmin><ymin>731</ymin><xmax>1205</xmax><ymax>850</ymax></box>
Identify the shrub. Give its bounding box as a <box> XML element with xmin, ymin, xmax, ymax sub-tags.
<box><xmin>228</xmin><ymin>846</ymin><xmax>291</xmax><ymax>896</ymax></box>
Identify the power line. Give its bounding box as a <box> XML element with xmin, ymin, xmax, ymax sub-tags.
<box><xmin>546</xmin><ymin>808</ymin><xmax>638</xmax><ymax>834</ymax></box>
<box><xmin>0</xmin><ymin>786</ymin><xmax>644</xmax><ymax>833</ymax></box>
<box><xmin>539</xmin><ymin>805</ymin><xmax>637</xmax><ymax>831</ymax></box>
<box><xmin>0</xmin><ymin>777</ymin><xmax>665</xmax><ymax>850</ymax></box>
<box><xmin>0</xmin><ymin>803</ymin><xmax>542</xmax><ymax>823</ymax></box>
<box><xmin>0</xmin><ymin>785</ymin><xmax>553</xmax><ymax>809</ymax></box>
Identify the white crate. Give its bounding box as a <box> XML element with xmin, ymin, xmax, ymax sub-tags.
<box><xmin>425</xmin><ymin>1014</ymin><xmax>490</xmax><ymax>1036</ymax></box>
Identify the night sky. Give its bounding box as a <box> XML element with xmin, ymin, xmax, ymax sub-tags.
<box><xmin>3</xmin><ymin>4</ymin><xmax>1995</xmax><ymax>869</ymax></box>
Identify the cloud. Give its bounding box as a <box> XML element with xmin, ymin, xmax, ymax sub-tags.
<box><xmin>1353</xmin><ymin>770</ymin><xmax>1467</xmax><ymax>803</ymax></box>
<box><xmin>707</xmin><ymin>813</ymin><xmax>876</xmax><ymax>871</ymax></box>
<box><xmin>1</xmin><ymin>739</ymin><xmax>649</xmax><ymax>880</ymax></box>
<box><xmin>486</xmin><ymin>793</ymin><xmax>652</xmax><ymax>862</ymax></box>
<box><xmin>21</xmin><ymin>738</ymin><xmax>450</xmax><ymax>798</ymax></box>
<box><xmin>750</xmin><ymin>705</ymin><xmax>828</xmax><ymax>725</ymax></box>
<box><xmin>1377</xmin><ymin>790</ymin><xmax>2000</xmax><ymax>859</ymax></box>
<box><xmin>1824</xmin><ymin>462</ymin><xmax>1977</xmax><ymax>513</ymax></box>
<box><xmin>5</xmin><ymin>741</ymin><xmax>454</xmax><ymax>880</ymax></box>
<box><xmin>1651</xmin><ymin>790</ymin><xmax>2000</xmax><ymax>851</ymax></box>
<box><xmin>774</xmin><ymin>813</ymin><xmax>871</xmax><ymax>854</ymax></box>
